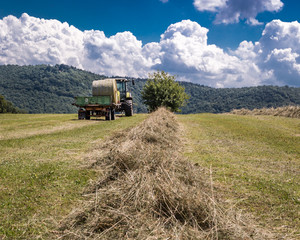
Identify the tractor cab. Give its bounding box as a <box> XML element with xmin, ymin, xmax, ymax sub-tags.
<box><xmin>116</xmin><ymin>78</ymin><xmax>134</xmax><ymax>101</ymax></box>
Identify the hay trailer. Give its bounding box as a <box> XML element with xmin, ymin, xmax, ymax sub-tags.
<box><xmin>73</xmin><ymin>78</ymin><xmax>134</xmax><ymax>120</ymax></box>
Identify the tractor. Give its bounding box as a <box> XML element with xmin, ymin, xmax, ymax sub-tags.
<box><xmin>73</xmin><ymin>78</ymin><xmax>134</xmax><ymax>120</ymax></box>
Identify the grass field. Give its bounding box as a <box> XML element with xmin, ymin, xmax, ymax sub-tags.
<box><xmin>178</xmin><ymin>114</ymin><xmax>300</xmax><ymax>237</ymax></box>
<box><xmin>0</xmin><ymin>114</ymin><xmax>147</xmax><ymax>239</ymax></box>
<box><xmin>0</xmin><ymin>112</ymin><xmax>299</xmax><ymax>239</ymax></box>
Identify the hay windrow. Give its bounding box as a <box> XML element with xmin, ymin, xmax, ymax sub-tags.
<box><xmin>230</xmin><ymin>106</ymin><xmax>300</xmax><ymax>118</ymax></box>
<box><xmin>57</xmin><ymin>108</ymin><xmax>271</xmax><ymax>239</ymax></box>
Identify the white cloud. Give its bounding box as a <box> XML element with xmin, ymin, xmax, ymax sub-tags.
<box><xmin>256</xmin><ymin>20</ymin><xmax>300</xmax><ymax>86</ymax></box>
<box><xmin>193</xmin><ymin>0</ymin><xmax>284</xmax><ymax>25</ymax></box>
<box><xmin>260</xmin><ymin>20</ymin><xmax>300</xmax><ymax>52</ymax></box>
<box><xmin>0</xmin><ymin>13</ymin><xmax>152</xmax><ymax>78</ymax></box>
<box><xmin>193</xmin><ymin>0</ymin><xmax>226</xmax><ymax>12</ymax></box>
<box><xmin>231</xmin><ymin>19</ymin><xmax>300</xmax><ymax>86</ymax></box>
<box><xmin>0</xmin><ymin>14</ymin><xmax>300</xmax><ymax>87</ymax></box>
<box><xmin>159</xmin><ymin>0</ymin><xmax>169</xmax><ymax>3</ymax></box>
<box><xmin>153</xmin><ymin>20</ymin><xmax>253</xmax><ymax>87</ymax></box>
<box><xmin>0</xmin><ymin>13</ymin><xmax>84</xmax><ymax>67</ymax></box>
<box><xmin>82</xmin><ymin>30</ymin><xmax>152</xmax><ymax>77</ymax></box>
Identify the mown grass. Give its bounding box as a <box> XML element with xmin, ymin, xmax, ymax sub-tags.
<box><xmin>0</xmin><ymin>114</ymin><xmax>147</xmax><ymax>239</ymax></box>
<box><xmin>178</xmin><ymin>114</ymin><xmax>300</xmax><ymax>237</ymax></box>
<box><xmin>58</xmin><ymin>108</ymin><xmax>267</xmax><ymax>239</ymax></box>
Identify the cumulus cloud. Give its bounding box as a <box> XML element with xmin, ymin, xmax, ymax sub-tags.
<box><xmin>0</xmin><ymin>13</ymin><xmax>84</xmax><ymax>67</ymax></box>
<box><xmin>153</xmin><ymin>20</ymin><xmax>253</xmax><ymax>87</ymax></box>
<box><xmin>256</xmin><ymin>20</ymin><xmax>300</xmax><ymax>86</ymax></box>
<box><xmin>232</xmin><ymin>19</ymin><xmax>300</xmax><ymax>86</ymax></box>
<box><xmin>82</xmin><ymin>30</ymin><xmax>152</xmax><ymax>77</ymax></box>
<box><xmin>0</xmin><ymin>14</ymin><xmax>300</xmax><ymax>87</ymax></box>
<box><xmin>193</xmin><ymin>0</ymin><xmax>284</xmax><ymax>25</ymax></box>
<box><xmin>193</xmin><ymin>0</ymin><xmax>226</xmax><ymax>12</ymax></box>
<box><xmin>0</xmin><ymin>13</ymin><xmax>152</xmax><ymax>78</ymax></box>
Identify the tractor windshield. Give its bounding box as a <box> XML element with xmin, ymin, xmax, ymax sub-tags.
<box><xmin>116</xmin><ymin>80</ymin><xmax>126</xmax><ymax>99</ymax></box>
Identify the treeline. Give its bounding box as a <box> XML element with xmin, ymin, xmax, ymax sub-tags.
<box><xmin>0</xmin><ymin>94</ymin><xmax>26</xmax><ymax>113</ymax></box>
<box><xmin>0</xmin><ymin>64</ymin><xmax>299</xmax><ymax>114</ymax></box>
<box><xmin>129</xmin><ymin>79</ymin><xmax>300</xmax><ymax>113</ymax></box>
<box><xmin>0</xmin><ymin>64</ymin><xmax>105</xmax><ymax>113</ymax></box>
<box><xmin>180</xmin><ymin>82</ymin><xmax>300</xmax><ymax>114</ymax></box>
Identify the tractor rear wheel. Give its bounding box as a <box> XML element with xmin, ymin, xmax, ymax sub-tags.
<box><xmin>105</xmin><ymin>110</ymin><xmax>111</xmax><ymax>121</ymax></box>
<box><xmin>124</xmin><ymin>100</ymin><xmax>133</xmax><ymax>116</ymax></box>
<box><xmin>111</xmin><ymin>109</ymin><xmax>115</xmax><ymax>120</ymax></box>
<box><xmin>85</xmin><ymin>110</ymin><xmax>90</xmax><ymax>120</ymax></box>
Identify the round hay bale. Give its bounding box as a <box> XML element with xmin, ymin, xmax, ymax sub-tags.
<box><xmin>92</xmin><ymin>79</ymin><xmax>118</xmax><ymax>104</ymax></box>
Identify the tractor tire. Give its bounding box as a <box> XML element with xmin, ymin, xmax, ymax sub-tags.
<box><xmin>124</xmin><ymin>100</ymin><xmax>133</xmax><ymax>117</ymax></box>
<box><xmin>111</xmin><ymin>109</ymin><xmax>115</xmax><ymax>120</ymax></box>
<box><xmin>78</xmin><ymin>109</ymin><xmax>86</xmax><ymax>120</ymax></box>
<box><xmin>105</xmin><ymin>110</ymin><xmax>111</xmax><ymax>121</ymax></box>
<box><xmin>85</xmin><ymin>110</ymin><xmax>90</xmax><ymax>120</ymax></box>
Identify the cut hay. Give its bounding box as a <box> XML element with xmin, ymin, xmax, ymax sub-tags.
<box><xmin>230</xmin><ymin>106</ymin><xmax>300</xmax><ymax>118</ymax></box>
<box><xmin>57</xmin><ymin>108</ymin><xmax>271</xmax><ymax>239</ymax></box>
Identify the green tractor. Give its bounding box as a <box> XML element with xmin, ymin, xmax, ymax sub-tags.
<box><xmin>73</xmin><ymin>78</ymin><xmax>134</xmax><ymax>120</ymax></box>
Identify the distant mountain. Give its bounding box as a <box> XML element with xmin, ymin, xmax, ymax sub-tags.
<box><xmin>0</xmin><ymin>64</ymin><xmax>299</xmax><ymax>114</ymax></box>
<box><xmin>180</xmin><ymin>82</ymin><xmax>300</xmax><ymax>114</ymax></box>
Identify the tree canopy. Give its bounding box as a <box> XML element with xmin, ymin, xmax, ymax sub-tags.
<box><xmin>0</xmin><ymin>94</ymin><xmax>26</xmax><ymax>113</ymax></box>
<box><xmin>141</xmin><ymin>71</ymin><xmax>189</xmax><ymax>112</ymax></box>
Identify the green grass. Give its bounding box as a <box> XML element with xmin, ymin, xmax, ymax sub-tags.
<box><xmin>1</xmin><ymin>112</ymin><xmax>299</xmax><ymax>238</ymax></box>
<box><xmin>178</xmin><ymin>114</ymin><xmax>300</xmax><ymax>236</ymax></box>
<box><xmin>0</xmin><ymin>114</ymin><xmax>147</xmax><ymax>239</ymax></box>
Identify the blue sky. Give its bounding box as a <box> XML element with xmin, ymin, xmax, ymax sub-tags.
<box><xmin>1</xmin><ymin>0</ymin><xmax>300</xmax><ymax>87</ymax></box>
<box><xmin>2</xmin><ymin>0</ymin><xmax>299</xmax><ymax>48</ymax></box>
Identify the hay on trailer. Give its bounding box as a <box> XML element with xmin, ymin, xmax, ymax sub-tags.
<box><xmin>92</xmin><ymin>79</ymin><xmax>119</xmax><ymax>103</ymax></box>
<box><xmin>230</xmin><ymin>106</ymin><xmax>300</xmax><ymax>118</ymax></box>
<box><xmin>58</xmin><ymin>108</ymin><xmax>271</xmax><ymax>239</ymax></box>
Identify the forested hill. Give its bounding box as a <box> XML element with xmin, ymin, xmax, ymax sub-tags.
<box><xmin>0</xmin><ymin>64</ymin><xmax>105</xmax><ymax>113</ymax></box>
<box><xmin>180</xmin><ymin>82</ymin><xmax>300</xmax><ymax>114</ymax></box>
<box><xmin>0</xmin><ymin>64</ymin><xmax>299</xmax><ymax>114</ymax></box>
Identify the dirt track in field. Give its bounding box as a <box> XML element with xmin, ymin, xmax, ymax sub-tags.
<box><xmin>0</xmin><ymin>120</ymin><xmax>98</xmax><ymax>140</ymax></box>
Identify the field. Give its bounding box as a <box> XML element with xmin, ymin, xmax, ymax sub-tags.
<box><xmin>0</xmin><ymin>114</ymin><xmax>147</xmax><ymax>239</ymax></box>
<box><xmin>178</xmin><ymin>114</ymin><xmax>300</xmax><ymax>238</ymax></box>
<box><xmin>0</xmin><ymin>111</ymin><xmax>299</xmax><ymax>239</ymax></box>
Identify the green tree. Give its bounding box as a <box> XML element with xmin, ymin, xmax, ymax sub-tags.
<box><xmin>141</xmin><ymin>71</ymin><xmax>189</xmax><ymax>112</ymax></box>
<box><xmin>0</xmin><ymin>94</ymin><xmax>26</xmax><ymax>113</ymax></box>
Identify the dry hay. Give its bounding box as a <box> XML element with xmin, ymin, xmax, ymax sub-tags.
<box><xmin>230</xmin><ymin>106</ymin><xmax>300</xmax><ymax>118</ymax></box>
<box><xmin>57</xmin><ymin>108</ymin><xmax>271</xmax><ymax>239</ymax></box>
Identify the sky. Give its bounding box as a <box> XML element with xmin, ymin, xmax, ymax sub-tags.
<box><xmin>0</xmin><ymin>0</ymin><xmax>300</xmax><ymax>87</ymax></box>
